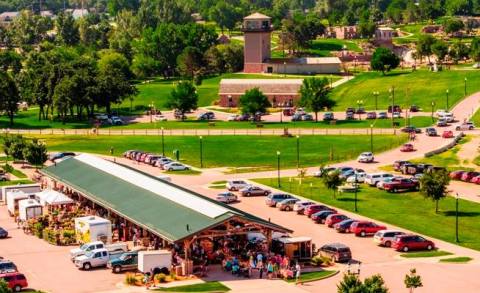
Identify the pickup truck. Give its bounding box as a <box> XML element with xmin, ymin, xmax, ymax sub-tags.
<box><xmin>107</xmin><ymin>251</ymin><xmax>139</xmax><ymax>273</ymax></box>
<box><xmin>70</xmin><ymin>241</ymin><xmax>127</xmax><ymax>261</ymax></box>
<box><xmin>74</xmin><ymin>248</ymin><xmax>123</xmax><ymax>270</ymax></box>
<box><xmin>383</xmin><ymin>178</ymin><xmax>419</xmax><ymax>193</ymax></box>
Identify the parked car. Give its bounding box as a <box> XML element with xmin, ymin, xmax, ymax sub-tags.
<box><xmin>318</xmin><ymin>243</ymin><xmax>352</xmax><ymax>263</ymax></box>
<box><xmin>400</xmin><ymin>163</ymin><xmax>418</xmax><ymax>175</ymax></box>
<box><xmin>357</xmin><ymin>152</ymin><xmax>374</xmax><ymax>163</ymax></box>
<box><xmin>470</xmin><ymin>176</ymin><xmax>480</xmax><ymax>184</ymax></box>
<box><xmin>440</xmin><ymin>112</ymin><xmax>454</xmax><ymax>122</ymax></box>
<box><xmin>373</xmin><ymin>230</ymin><xmax>406</xmax><ymax>247</ymax></box>
<box><xmin>378</xmin><ymin>112</ymin><xmax>388</xmax><ymax>119</ymax></box>
<box><xmin>356</xmin><ymin>107</ymin><xmax>366</xmax><ymax>114</ymax></box>
<box><xmin>414</xmin><ymin>164</ymin><xmax>433</xmax><ymax>174</ymax></box>
<box><xmin>313</xmin><ymin>166</ymin><xmax>337</xmax><ymax>177</ymax></box>
<box><xmin>400</xmin><ymin>143</ymin><xmax>415</xmax><ymax>152</ymax></box>
<box><xmin>154</xmin><ymin>158</ymin><xmax>173</xmax><ymax>168</ymax></box>
<box><xmin>0</xmin><ymin>227</ymin><xmax>8</xmax><ymax>238</ymax></box>
<box><xmin>49</xmin><ymin>152</ymin><xmax>76</xmax><ymax>162</ymax></box>
<box><xmin>365</xmin><ymin>173</ymin><xmax>394</xmax><ymax>186</ymax></box>
<box><xmin>442</xmin><ymin>130</ymin><xmax>454</xmax><ymax>138</ymax></box>
<box><xmin>0</xmin><ymin>260</ymin><xmax>16</xmax><ymax>274</ymax></box>
<box><xmin>237</xmin><ymin>114</ymin><xmax>250</xmax><ymax>121</ymax></box>
<box><xmin>325</xmin><ymin>214</ymin><xmax>349</xmax><ymax>228</ymax></box>
<box><xmin>323</xmin><ymin>112</ymin><xmax>334</xmax><ymax>121</ymax></box>
<box><xmin>226</xmin><ymin>180</ymin><xmax>249</xmax><ymax>191</ymax></box>
<box><xmin>383</xmin><ymin>178</ymin><xmax>419</xmax><ymax>192</ymax></box>
<box><xmin>401</xmin><ymin>126</ymin><xmax>421</xmax><ymax>133</ymax></box>
<box><xmin>393</xmin><ymin>160</ymin><xmax>411</xmax><ymax>172</ymax></box>
<box><xmin>388</xmin><ymin>105</ymin><xmax>401</xmax><ymax>113</ymax></box>
<box><xmin>340</xmin><ymin>168</ymin><xmax>365</xmax><ymax>179</ymax></box>
<box><xmin>0</xmin><ymin>272</ymin><xmax>28</xmax><ymax>292</ymax></box>
<box><xmin>108</xmin><ymin>251</ymin><xmax>139</xmax><ymax>273</ymax></box>
<box><xmin>346</xmin><ymin>112</ymin><xmax>355</xmax><ymax>120</ymax></box>
<box><xmin>409</xmin><ymin>105</ymin><xmax>419</xmax><ymax>112</ymax></box>
<box><xmin>277</xmin><ymin>198</ymin><xmax>300</xmax><ymax>211</ymax></box>
<box><xmin>392</xmin><ymin>112</ymin><xmax>401</xmax><ymax>118</ymax></box>
<box><xmin>216</xmin><ymin>192</ymin><xmax>238</xmax><ymax>204</ymax></box>
<box><xmin>334</xmin><ymin>219</ymin><xmax>357</xmax><ymax>233</ymax></box>
<box><xmin>154</xmin><ymin>115</ymin><xmax>167</xmax><ymax>121</ymax></box>
<box><xmin>435</xmin><ymin>109</ymin><xmax>446</xmax><ymax>117</ymax></box>
<box><xmin>312</xmin><ymin>210</ymin><xmax>337</xmax><ymax>224</ymax></box>
<box><xmin>70</xmin><ymin>241</ymin><xmax>127</xmax><ymax>261</ymax></box>
<box><xmin>75</xmin><ymin>248</ymin><xmax>118</xmax><ymax>270</ymax></box>
<box><xmin>461</xmin><ymin>171</ymin><xmax>480</xmax><ymax>182</ymax></box>
<box><xmin>392</xmin><ymin>235</ymin><xmax>435</xmax><ymax>252</ymax></box>
<box><xmin>163</xmin><ymin>162</ymin><xmax>189</xmax><ymax>171</ymax></box>
<box><xmin>425</xmin><ymin>128</ymin><xmax>437</xmax><ymax>136</ymax></box>
<box><xmin>376</xmin><ymin>177</ymin><xmax>403</xmax><ymax>190</ymax></box>
<box><xmin>346</xmin><ymin>172</ymin><xmax>367</xmax><ymax>183</ymax></box>
<box><xmin>293</xmin><ymin>201</ymin><xmax>315</xmax><ymax>214</ymax></box>
<box><xmin>291</xmin><ymin>114</ymin><xmax>303</xmax><ymax>121</ymax></box>
<box><xmin>456</xmin><ymin>122</ymin><xmax>475</xmax><ymax>131</ymax></box>
<box><xmin>350</xmin><ymin>221</ymin><xmax>387</xmax><ymax>237</ymax></box>
<box><xmin>197</xmin><ymin>112</ymin><xmax>215</xmax><ymax>120</ymax></box>
<box><xmin>304</xmin><ymin>204</ymin><xmax>333</xmax><ymax>217</ymax></box>
<box><xmin>449</xmin><ymin>170</ymin><xmax>466</xmax><ymax>180</ymax></box>
<box><xmin>436</xmin><ymin>119</ymin><xmax>448</xmax><ymax>127</ymax></box>
<box><xmin>366</xmin><ymin>112</ymin><xmax>376</xmax><ymax>119</ymax></box>
<box><xmin>345</xmin><ymin>108</ymin><xmax>355</xmax><ymax>114</ymax></box>
<box><xmin>265</xmin><ymin>193</ymin><xmax>294</xmax><ymax>207</ymax></box>
<box><xmin>240</xmin><ymin>186</ymin><xmax>271</xmax><ymax>197</ymax></box>
<box><xmin>227</xmin><ymin>114</ymin><xmax>239</xmax><ymax>121</ymax></box>
<box><xmin>302</xmin><ymin>114</ymin><xmax>314</xmax><ymax>121</ymax></box>
<box><xmin>108</xmin><ymin>116</ymin><xmax>124</xmax><ymax>125</ymax></box>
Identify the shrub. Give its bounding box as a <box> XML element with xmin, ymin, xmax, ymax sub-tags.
<box><xmin>125</xmin><ymin>273</ymin><xmax>136</xmax><ymax>285</ymax></box>
<box><xmin>0</xmin><ymin>278</ymin><xmax>12</xmax><ymax>293</ymax></box>
<box><xmin>154</xmin><ymin>273</ymin><xmax>167</xmax><ymax>283</ymax></box>
<box><xmin>33</xmin><ymin>222</ymin><xmax>44</xmax><ymax>238</ymax></box>
<box><xmin>310</xmin><ymin>255</ymin><xmax>323</xmax><ymax>266</ymax></box>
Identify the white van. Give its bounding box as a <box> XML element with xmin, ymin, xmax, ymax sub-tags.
<box><xmin>226</xmin><ymin>180</ymin><xmax>249</xmax><ymax>191</ymax></box>
<box><xmin>364</xmin><ymin>173</ymin><xmax>394</xmax><ymax>186</ymax></box>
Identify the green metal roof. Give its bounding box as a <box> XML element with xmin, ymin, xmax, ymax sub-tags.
<box><xmin>41</xmin><ymin>156</ymin><xmax>290</xmax><ymax>242</ymax></box>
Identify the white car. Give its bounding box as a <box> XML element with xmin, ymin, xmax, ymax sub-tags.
<box><xmin>439</xmin><ymin>112</ymin><xmax>454</xmax><ymax>122</ymax></box>
<box><xmin>357</xmin><ymin>152</ymin><xmax>374</xmax><ymax>163</ymax></box>
<box><xmin>435</xmin><ymin>109</ymin><xmax>446</xmax><ymax>117</ymax></box>
<box><xmin>293</xmin><ymin>201</ymin><xmax>314</xmax><ymax>214</ymax></box>
<box><xmin>227</xmin><ymin>114</ymin><xmax>239</xmax><ymax>121</ymax></box>
<box><xmin>163</xmin><ymin>162</ymin><xmax>189</xmax><ymax>171</ymax></box>
<box><xmin>95</xmin><ymin>113</ymin><xmax>108</xmax><ymax>120</ymax></box>
<box><xmin>154</xmin><ymin>115</ymin><xmax>167</xmax><ymax>121</ymax></box>
<box><xmin>373</xmin><ymin>230</ymin><xmax>406</xmax><ymax>247</ymax></box>
<box><xmin>108</xmin><ymin>116</ymin><xmax>124</xmax><ymax>125</ymax></box>
<box><xmin>226</xmin><ymin>180</ymin><xmax>249</xmax><ymax>191</ymax></box>
<box><xmin>155</xmin><ymin>158</ymin><xmax>172</xmax><ymax>168</ymax></box>
<box><xmin>364</xmin><ymin>173</ymin><xmax>394</xmax><ymax>186</ymax></box>
<box><xmin>392</xmin><ymin>112</ymin><xmax>401</xmax><ymax>118</ymax></box>
<box><xmin>456</xmin><ymin>122</ymin><xmax>475</xmax><ymax>131</ymax></box>
<box><xmin>346</xmin><ymin>172</ymin><xmax>366</xmax><ymax>183</ymax></box>
<box><xmin>75</xmin><ymin>249</ymin><xmax>111</xmax><ymax>270</ymax></box>
<box><xmin>216</xmin><ymin>192</ymin><xmax>238</xmax><ymax>204</ymax></box>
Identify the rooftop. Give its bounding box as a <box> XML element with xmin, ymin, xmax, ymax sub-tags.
<box><xmin>244</xmin><ymin>12</ymin><xmax>271</xmax><ymax>20</ymax></box>
<box><xmin>41</xmin><ymin>154</ymin><xmax>290</xmax><ymax>242</ymax></box>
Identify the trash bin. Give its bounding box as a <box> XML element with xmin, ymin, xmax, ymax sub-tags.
<box><xmin>173</xmin><ymin>149</ymin><xmax>180</xmax><ymax>161</ymax></box>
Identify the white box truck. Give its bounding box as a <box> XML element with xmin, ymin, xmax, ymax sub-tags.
<box><xmin>1</xmin><ymin>184</ymin><xmax>41</xmax><ymax>203</ymax></box>
<box><xmin>138</xmin><ymin>250</ymin><xmax>172</xmax><ymax>273</ymax></box>
<box><xmin>74</xmin><ymin>216</ymin><xmax>112</xmax><ymax>244</ymax></box>
<box><xmin>18</xmin><ymin>199</ymin><xmax>43</xmax><ymax>221</ymax></box>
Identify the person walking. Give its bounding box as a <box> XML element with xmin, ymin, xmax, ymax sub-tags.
<box><xmin>295</xmin><ymin>262</ymin><xmax>301</xmax><ymax>285</ymax></box>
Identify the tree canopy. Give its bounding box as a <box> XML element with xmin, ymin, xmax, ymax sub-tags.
<box><xmin>419</xmin><ymin>169</ymin><xmax>450</xmax><ymax>213</ymax></box>
<box><xmin>165</xmin><ymin>81</ymin><xmax>199</xmax><ymax>119</ymax></box>
<box><xmin>370</xmin><ymin>47</ymin><xmax>400</xmax><ymax>75</ymax></box>
<box><xmin>299</xmin><ymin>77</ymin><xmax>335</xmax><ymax>122</ymax></box>
<box><xmin>239</xmin><ymin>88</ymin><xmax>271</xmax><ymax>116</ymax></box>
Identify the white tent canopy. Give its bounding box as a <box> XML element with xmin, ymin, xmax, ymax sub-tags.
<box><xmin>36</xmin><ymin>189</ymin><xmax>74</xmax><ymax>206</ymax></box>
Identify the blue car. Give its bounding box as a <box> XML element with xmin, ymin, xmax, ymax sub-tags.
<box><xmin>0</xmin><ymin>227</ymin><xmax>7</xmax><ymax>238</ymax></box>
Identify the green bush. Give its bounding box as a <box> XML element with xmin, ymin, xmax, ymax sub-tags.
<box><xmin>124</xmin><ymin>273</ymin><xmax>136</xmax><ymax>285</ymax></box>
<box><xmin>310</xmin><ymin>255</ymin><xmax>323</xmax><ymax>266</ymax></box>
<box><xmin>154</xmin><ymin>273</ymin><xmax>167</xmax><ymax>283</ymax></box>
<box><xmin>0</xmin><ymin>278</ymin><xmax>12</xmax><ymax>293</ymax></box>
<box><xmin>33</xmin><ymin>222</ymin><xmax>44</xmax><ymax>238</ymax></box>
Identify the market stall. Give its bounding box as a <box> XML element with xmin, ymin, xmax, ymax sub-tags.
<box><xmin>35</xmin><ymin>189</ymin><xmax>75</xmax><ymax>212</ymax></box>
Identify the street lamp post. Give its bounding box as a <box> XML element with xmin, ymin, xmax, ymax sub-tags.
<box><xmin>370</xmin><ymin>124</ymin><xmax>374</xmax><ymax>153</ymax></box>
<box><xmin>372</xmin><ymin>91</ymin><xmax>379</xmax><ymax>110</ymax></box>
<box><xmin>354</xmin><ymin>172</ymin><xmax>358</xmax><ymax>212</ymax></box>
<box><xmin>464</xmin><ymin>77</ymin><xmax>467</xmax><ymax>96</ymax></box>
<box><xmin>431</xmin><ymin>101</ymin><xmax>436</xmax><ymax>122</ymax></box>
<box><xmin>199</xmin><ymin>136</ymin><xmax>203</xmax><ymax>168</ymax></box>
<box><xmin>446</xmin><ymin>89</ymin><xmax>450</xmax><ymax>110</ymax></box>
<box><xmin>456</xmin><ymin>193</ymin><xmax>459</xmax><ymax>243</ymax></box>
<box><xmin>356</xmin><ymin>100</ymin><xmax>363</xmax><ymax>120</ymax></box>
<box><xmin>149</xmin><ymin>101</ymin><xmax>154</xmax><ymax>123</ymax></box>
<box><xmin>277</xmin><ymin>151</ymin><xmax>281</xmax><ymax>187</ymax></box>
<box><xmin>161</xmin><ymin>127</ymin><xmax>165</xmax><ymax>156</ymax></box>
<box><xmin>296</xmin><ymin>135</ymin><xmax>300</xmax><ymax>169</ymax></box>
<box><xmin>389</xmin><ymin>87</ymin><xmax>395</xmax><ymax>128</ymax></box>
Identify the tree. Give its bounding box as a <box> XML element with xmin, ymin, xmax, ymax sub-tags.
<box><xmin>56</xmin><ymin>12</ymin><xmax>79</xmax><ymax>46</ymax></box>
<box><xmin>443</xmin><ymin>18</ymin><xmax>465</xmax><ymax>35</ymax></box>
<box><xmin>419</xmin><ymin>169</ymin><xmax>450</xmax><ymax>213</ymax></box>
<box><xmin>299</xmin><ymin>77</ymin><xmax>335</xmax><ymax>121</ymax></box>
<box><xmin>96</xmin><ymin>51</ymin><xmax>136</xmax><ymax>113</ymax></box>
<box><xmin>337</xmin><ymin>273</ymin><xmax>389</xmax><ymax>293</ymax></box>
<box><xmin>405</xmin><ymin>268</ymin><xmax>423</xmax><ymax>293</ymax></box>
<box><xmin>165</xmin><ymin>81</ymin><xmax>198</xmax><ymax>120</ymax></box>
<box><xmin>0</xmin><ymin>70</ymin><xmax>20</xmax><ymax>126</ymax></box>
<box><xmin>431</xmin><ymin>40</ymin><xmax>449</xmax><ymax>64</ymax></box>
<box><xmin>450</xmin><ymin>41</ymin><xmax>470</xmax><ymax>63</ymax></box>
<box><xmin>323</xmin><ymin>170</ymin><xmax>342</xmax><ymax>199</ymax></box>
<box><xmin>23</xmin><ymin>139</ymin><xmax>48</xmax><ymax>168</ymax></box>
<box><xmin>8</xmin><ymin>135</ymin><xmax>27</xmax><ymax>162</ymax></box>
<box><xmin>238</xmin><ymin>88</ymin><xmax>271</xmax><ymax>117</ymax></box>
<box><xmin>371</xmin><ymin>47</ymin><xmax>400</xmax><ymax>75</ymax></box>
<box><xmin>177</xmin><ymin>46</ymin><xmax>204</xmax><ymax>81</ymax></box>
<box><xmin>470</xmin><ymin>37</ymin><xmax>480</xmax><ymax>63</ymax></box>
<box><xmin>417</xmin><ymin>34</ymin><xmax>436</xmax><ymax>63</ymax></box>
<box><xmin>282</xmin><ymin>13</ymin><xmax>325</xmax><ymax>53</ymax></box>
<box><xmin>209</xmin><ymin>2</ymin><xmax>241</xmax><ymax>34</ymax></box>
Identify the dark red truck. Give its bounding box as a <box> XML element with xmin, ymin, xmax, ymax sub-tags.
<box><xmin>383</xmin><ymin>178</ymin><xmax>419</xmax><ymax>193</ymax></box>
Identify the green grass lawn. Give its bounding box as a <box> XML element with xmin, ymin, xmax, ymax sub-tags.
<box><xmin>285</xmin><ymin>270</ymin><xmax>338</xmax><ymax>283</ymax></box>
<box><xmin>439</xmin><ymin>256</ymin><xmax>473</xmax><ymax>263</ymax></box>
<box><xmin>400</xmin><ymin>251</ymin><xmax>452</xmax><ymax>258</ymax></box>
<box><xmin>0</xmin><ymin>109</ymin><xmax>91</xmax><ymax>129</ymax></box>
<box><xmin>30</xmin><ymin>134</ymin><xmax>406</xmax><ymax>169</ymax></box>
<box><xmin>156</xmin><ymin>281</ymin><xmax>229</xmax><ymax>292</ymax></box>
<box><xmin>254</xmin><ymin>177</ymin><xmax>480</xmax><ymax>251</ymax></box>
<box><xmin>0</xmin><ymin>179</ymin><xmax>33</xmax><ymax>186</ymax></box>
<box><xmin>411</xmin><ymin>137</ymin><xmax>473</xmax><ymax>170</ymax></box>
<box><xmin>330</xmin><ymin>69</ymin><xmax>480</xmax><ymax>111</ymax></box>
<box><xmin>272</xmin><ymin>39</ymin><xmax>362</xmax><ymax>57</ymax></box>
<box><xmin>107</xmin><ymin>116</ymin><xmax>432</xmax><ymax>130</ymax></box>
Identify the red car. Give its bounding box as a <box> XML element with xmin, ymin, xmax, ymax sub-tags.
<box><xmin>383</xmin><ymin>178</ymin><xmax>419</xmax><ymax>193</ymax></box>
<box><xmin>304</xmin><ymin>205</ymin><xmax>332</xmax><ymax>217</ymax></box>
<box><xmin>349</xmin><ymin>221</ymin><xmax>387</xmax><ymax>237</ymax></box>
<box><xmin>449</xmin><ymin>170</ymin><xmax>466</xmax><ymax>180</ymax></box>
<box><xmin>0</xmin><ymin>272</ymin><xmax>28</xmax><ymax>292</ymax></box>
<box><xmin>392</xmin><ymin>235</ymin><xmax>435</xmax><ymax>252</ymax></box>
<box><xmin>442</xmin><ymin>130</ymin><xmax>454</xmax><ymax>138</ymax></box>
<box><xmin>471</xmin><ymin>175</ymin><xmax>480</xmax><ymax>184</ymax></box>
<box><xmin>400</xmin><ymin>143</ymin><xmax>415</xmax><ymax>152</ymax></box>
<box><xmin>461</xmin><ymin>171</ymin><xmax>480</xmax><ymax>182</ymax></box>
<box><xmin>325</xmin><ymin>214</ymin><xmax>349</xmax><ymax>228</ymax></box>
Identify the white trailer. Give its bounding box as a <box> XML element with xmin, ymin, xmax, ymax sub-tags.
<box><xmin>74</xmin><ymin>216</ymin><xmax>112</xmax><ymax>244</ymax></box>
<box><xmin>18</xmin><ymin>199</ymin><xmax>43</xmax><ymax>221</ymax></box>
<box><xmin>138</xmin><ymin>250</ymin><xmax>172</xmax><ymax>273</ymax></box>
<box><xmin>0</xmin><ymin>184</ymin><xmax>41</xmax><ymax>203</ymax></box>
<box><xmin>6</xmin><ymin>190</ymin><xmax>30</xmax><ymax>216</ymax></box>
